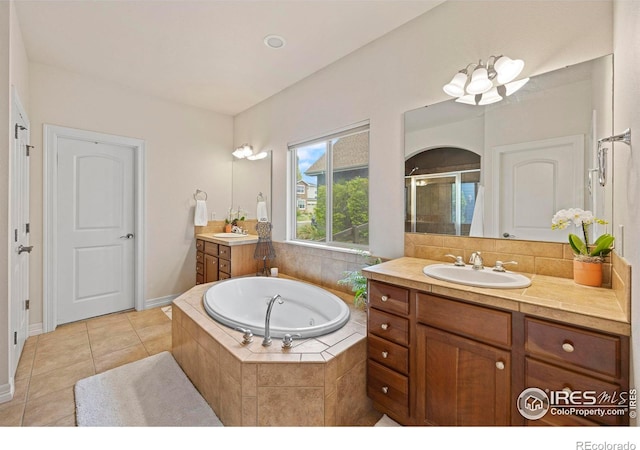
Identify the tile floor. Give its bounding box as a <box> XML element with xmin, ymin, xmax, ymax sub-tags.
<box><xmin>0</xmin><ymin>306</ymin><xmax>172</xmax><ymax>426</ymax></box>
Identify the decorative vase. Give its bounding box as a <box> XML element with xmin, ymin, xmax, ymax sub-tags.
<box><xmin>225</xmin><ymin>224</ymin><xmax>232</xmax><ymax>233</ymax></box>
<box><xmin>573</xmin><ymin>259</ymin><xmax>603</xmax><ymax>287</ymax></box>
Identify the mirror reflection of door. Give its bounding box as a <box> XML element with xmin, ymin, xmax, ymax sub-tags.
<box><xmin>405</xmin><ymin>148</ymin><xmax>480</xmax><ymax>235</ymax></box>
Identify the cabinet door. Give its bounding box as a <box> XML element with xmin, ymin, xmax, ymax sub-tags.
<box><xmin>416</xmin><ymin>325</ymin><xmax>511</xmax><ymax>426</ymax></box>
<box><xmin>204</xmin><ymin>254</ymin><xmax>219</xmax><ymax>283</ymax></box>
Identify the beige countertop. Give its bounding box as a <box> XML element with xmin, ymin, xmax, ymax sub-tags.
<box><xmin>362</xmin><ymin>257</ymin><xmax>630</xmax><ymax>336</ymax></box>
<box><xmin>196</xmin><ymin>232</ymin><xmax>258</xmax><ymax>246</ymax></box>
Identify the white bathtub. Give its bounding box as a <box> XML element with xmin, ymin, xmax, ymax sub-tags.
<box><xmin>203</xmin><ymin>277</ymin><xmax>351</xmax><ymax>339</ymax></box>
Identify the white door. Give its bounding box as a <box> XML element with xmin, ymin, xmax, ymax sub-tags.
<box><xmin>56</xmin><ymin>136</ymin><xmax>136</xmax><ymax>324</ymax></box>
<box><xmin>10</xmin><ymin>90</ymin><xmax>30</xmax><ymax>377</ymax></box>
<box><xmin>493</xmin><ymin>135</ymin><xmax>584</xmax><ymax>241</ymax></box>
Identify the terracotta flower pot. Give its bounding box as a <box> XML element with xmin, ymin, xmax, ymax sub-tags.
<box><xmin>224</xmin><ymin>224</ymin><xmax>232</xmax><ymax>233</ymax></box>
<box><xmin>573</xmin><ymin>259</ymin><xmax>603</xmax><ymax>287</ymax></box>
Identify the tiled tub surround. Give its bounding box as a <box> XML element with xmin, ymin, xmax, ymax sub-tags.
<box><xmin>171</xmin><ymin>281</ymin><xmax>379</xmax><ymax>426</ymax></box>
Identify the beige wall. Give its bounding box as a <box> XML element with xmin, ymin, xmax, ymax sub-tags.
<box><xmin>613</xmin><ymin>0</ymin><xmax>640</xmax><ymax>424</ymax></box>
<box><xmin>28</xmin><ymin>63</ymin><xmax>234</xmax><ymax>327</ymax></box>
<box><xmin>234</xmin><ymin>0</ymin><xmax>613</xmax><ymax>259</ymax></box>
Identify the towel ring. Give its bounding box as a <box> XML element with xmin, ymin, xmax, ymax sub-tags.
<box><xmin>194</xmin><ymin>189</ymin><xmax>208</xmax><ymax>201</ymax></box>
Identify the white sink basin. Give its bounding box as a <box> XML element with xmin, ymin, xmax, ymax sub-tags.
<box><xmin>213</xmin><ymin>233</ymin><xmax>246</xmax><ymax>238</ymax></box>
<box><xmin>422</xmin><ymin>264</ymin><xmax>531</xmax><ymax>289</ymax></box>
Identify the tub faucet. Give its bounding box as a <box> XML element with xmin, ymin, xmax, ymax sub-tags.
<box><xmin>469</xmin><ymin>252</ymin><xmax>484</xmax><ymax>270</ymax></box>
<box><xmin>262</xmin><ymin>294</ymin><xmax>284</xmax><ymax>346</ymax></box>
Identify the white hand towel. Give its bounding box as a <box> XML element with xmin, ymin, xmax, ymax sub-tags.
<box><xmin>194</xmin><ymin>200</ymin><xmax>208</xmax><ymax>226</ymax></box>
<box><xmin>256</xmin><ymin>201</ymin><xmax>268</xmax><ymax>222</ymax></box>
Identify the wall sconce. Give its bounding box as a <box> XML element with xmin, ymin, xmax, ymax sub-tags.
<box><xmin>233</xmin><ymin>143</ymin><xmax>268</xmax><ymax>160</ymax></box>
<box><xmin>443</xmin><ymin>55</ymin><xmax>529</xmax><ymax>105</ymax></box>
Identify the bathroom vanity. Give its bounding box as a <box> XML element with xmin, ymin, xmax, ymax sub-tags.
<box><xmin>362</xmin><ymin>257</ymin><xmax>631</xmax><ymax>426</ymax></box>
<box><xmin>195</xmin><ymin>233</ymin><xmax>258</xmax><ymax>283</ymax></box>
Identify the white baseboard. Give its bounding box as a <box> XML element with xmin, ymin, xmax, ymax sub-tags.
<box><xmin>0</xmin><ymin>379</ymin><xmax>15</xmax><ymax>404</ymax></box>
<box><xmin>29</xmin><ymin>323</ymin><xmax>43</xmax><ymax>337</ymax></box>
<box><xmin>145</xmin><ymin>294</ymin><xmax>179</xmax><ymax>310</ymax></box>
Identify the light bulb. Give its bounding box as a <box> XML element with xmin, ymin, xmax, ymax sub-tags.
<box><xmin>495</xmin><ymin>56</ymin><xmax>524</xmax><ymax>84</ymax></box>
<box><xmin>504</xmin><ymin>77</ymin><xmax>530</xmax><ymax>96</ymax></box>
<box><xmin>478</xmin><ymin>87</ymin><xmax>502</xmax><ymax>105</ymax></box>
<box><xmin>443</xmin><ymin>71</ymin><xmax>468</xmax><ymax>97</ymax></box>
<box><xmin>466</xmin><ymin>66</ymin><xmax>493</xmax><ymax>95</ymax></box>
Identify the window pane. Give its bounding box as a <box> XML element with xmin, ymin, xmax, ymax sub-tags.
<box><xmin>294</xmin><ymin>142</ymin><xmax>326</xmax><ymax>242</ymax></box>
<box><xmin>331</xmin><ymin>131</ymin><xmax>369</xmax><ymax>245</ymax></box>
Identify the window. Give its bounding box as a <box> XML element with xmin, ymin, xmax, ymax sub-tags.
<box><xmin>296</xmin><ymin>184</ymin><xmax>305</xmax><ymax>195</ymax></box>
<box><xmin>289</xmin><ymin>122</ymin><xmax>369</xmax><ymax>248</ymax></box>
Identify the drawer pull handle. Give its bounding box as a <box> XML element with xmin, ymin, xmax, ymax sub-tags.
<box><xmin>381</xmin><ymin>295</ymin><xmax>389</xmax><ymax>302</ymax></box>
<box><xmin>495</xmin><ymin>361</ymin><xmax>505</xmax><ymax>370</ymax></box>
<box><xmin>561</xmin><ymin>342</ymin><xmax>575</xmax><ymax>353</ymax></box>
<box><xmin>562</xmin><ymin>386</ymin><xmax>573</xmax><ymax>393</ymax></box>
<box><xmin>380</xmin><ymin>323</ymin><xmax>389</xmax><ymax>331</ymax></box>
<box><xmin>381</xmin><ymin>386</ymin><xmax>389</xmax><ymax>394</ymax></box>
<box><xmin>381</xmin><ymin>351</ymin><xmax>389</xmax><ymax>359</ymax></box>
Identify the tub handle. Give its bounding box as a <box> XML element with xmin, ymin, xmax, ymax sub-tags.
<box><xmin>235</xmin><ymin>327</ymin><xmax>254</xmax><ymax>345</ymax></box>
<box><xmin>282</xmin><ymin>333</ymin><xmax>302</xmax><ymax>349</ymax></box>
<box><xmin>380</xmin><ymin>323</ymin><xmax>389</xmax><ymax>331</ymax></box>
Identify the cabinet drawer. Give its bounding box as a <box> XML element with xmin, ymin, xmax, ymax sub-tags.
<box><xmin>196</xmin><ymin>251</ymin><xmax>204</xmax><ymax>264</ymax></box>
<box><xmin>219</xmin><ymin>258</ymin><xmax>231</xmax><ymax>275</ymax></box>
<box><xmin>368</xmin><ymin>334</ymin><xmax>409</xmax><ymax>375</ymax></box>
<box><xmin>219</xmin><ymin>245</ymin><xmax>231</xmax><ymax>260</ymax></box>
<box><xmin>368</xmin><ymin>281</ymin><xmax>409</xmax><ymax>316</ymax></box>
<box><xmin>196</xmin><ymin>262</ymin><xmax>204</xmax><ymax>275</ymax></box>
<box><xmin>196</xmin><ymin>274</ymin><xmax>204</xmax><ymax>285</ymax></box>
<box><xmin>417</xmin><ymin>293</ymin><xmax>511</xmax><ymax>347</ymax></box>
<box><xmin>367</xmin><ymin>360</ymin><xmax>409</xmax><ymax>418</ymax></box>
<box><xmin>196</xmin><ymin>239</ymin><xmax>204</xmax><ymax>252</ymax></box>
<box><xmin>219</xmin><ymin>271</ymin><xmax>231</xmax><ymax>280</ymax></box>
<box><xmin>525</xmin><ymin>318</ymin><xmax>620</xmax><ymax>378</ymax></box>
<box><xmin>204</xmin><ymin>241</ymin><xmax>218</xmax><ymax>256</ymax></box>
<box><xmin>525</xmin><ymin>358</ymin><xmax>625</xmax><ymax>426</ymax></box>
<box><xmin>369</xmin><ymin>308</ymin><xmax>409</xmax><ymax>346</ymax></box>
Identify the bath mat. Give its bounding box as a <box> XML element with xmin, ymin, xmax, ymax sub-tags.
<box><xmin>74</xmin><ymin>351</ymin><xmax>222</xmax><ymax>427</ymax></box>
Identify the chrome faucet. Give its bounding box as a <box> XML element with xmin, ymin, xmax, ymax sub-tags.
<box><xmin>262</xmin><ymin>294</ymin><xmax>284</xmax><ymax>346</ymax></box>
<box><xmin>469</xmin><ymin>252</ymin><xmax>484</xmax><ymax>270</ymax></box>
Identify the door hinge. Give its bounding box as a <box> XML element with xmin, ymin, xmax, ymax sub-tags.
<box><xmin>26</xmin><ymin>145</ymin><xmax>34</xmax><ymax>156</ymax></box>
<box><xmin>25</xmin><ymin>223</ymin><xmax>30</xmax><ymax>234</ymax></box>
<box><xmin>14</xmin><ymin>123</ymin><xmax>27</xmax><ymax>139</ymax></box>
<box><xmin>14</xmin><ymin>229</ymin><xmax>18</xmax><ymax>242</ymax></box>
<box><xmin>14</xmin><ymin>331</ymin><xmax>17</xmax><ymax>345</ymax></box>
<box><xmin>25</xmin><ymin>299</ymin><xmax>30</xmax><ymax>310</ymax></box>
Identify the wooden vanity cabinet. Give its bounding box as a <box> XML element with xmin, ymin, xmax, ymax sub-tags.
<box><xmin>415</xmin><ymin>293</ymin><xmax>512</xmax><ymax>426</ymax></box>
<box><xmin>523</xmin><ymin>317</ymin><xmax>629</xmax><ymax>426</ymax></box>
<box><xmin>367</xmin><ymin>281</ymin><xmax>411</xmax><ymax>423</ymax></box>
<box><xmin>196</xmin><ymin>238</ymin><xmax>258</xmax><ymax>284</ymax></box>
<box><xmin>366</xmin><ymin>279</ymin><xmax>630</xmax><ymax>427</ymax></box>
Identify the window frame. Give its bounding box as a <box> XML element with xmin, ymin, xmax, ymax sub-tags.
<box><xmin>288</xmin><ymin>121</ymin><xmax>370</xmax><ymax>250</ymax></box>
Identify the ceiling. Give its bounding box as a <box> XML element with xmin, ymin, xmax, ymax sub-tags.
<box><xmin>15</xmin><ymin>0</ymin><xmax>443</xmax><ymax>116</ymax></box>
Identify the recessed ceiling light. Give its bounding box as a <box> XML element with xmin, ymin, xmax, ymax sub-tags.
<box><xmin>264</xmin><ymin>35</ymin><xmax>286</xmax><ymax>49</ymax></box>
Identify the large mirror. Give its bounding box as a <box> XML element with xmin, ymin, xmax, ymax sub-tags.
<box><xmin>404</xmin><ymin>54</ymin><xmax>613</xmax><ymax>243</ymax></box>
<box><xmin>231</xmin><ymin>150</ymin><xmax>272</xmax><ymax>225</ymax></box>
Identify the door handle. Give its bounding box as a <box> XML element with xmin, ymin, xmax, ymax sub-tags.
<box><xmin>119</xmin><ymin>233</ymin><xmax>135</xmax><ymax>239</ymax></box>
<box><xmin>18</xmin><ymin>245</ymin><xmax>34</xmax><ymax>254</ymax></box>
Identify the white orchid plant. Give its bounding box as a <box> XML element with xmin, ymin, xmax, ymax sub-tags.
<box><xmin>551</xmin><ymin>208</ymin><xmax>614</xmax><ymax>262</ymax></box>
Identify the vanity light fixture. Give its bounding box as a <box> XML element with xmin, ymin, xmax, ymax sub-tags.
<box><xmin>443</xmin><ymin>55</ymin><xmax>527</xmax><ymax>105</ymax></box>
<box><xmin>233</xmin><ymin>143</ymin><xmax>254</xmax><ymax>159</ymax></box>
<box><xmin>233</xmin><ymin>144</ymin><xmax>269</xmax><ymax>160</ymax></box>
